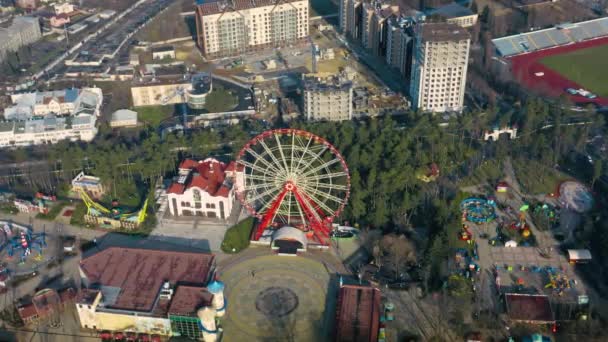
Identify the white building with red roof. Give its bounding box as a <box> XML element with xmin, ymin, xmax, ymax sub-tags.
<box><xmin>167</xmin><ymin>158</ymin><xmax>243</xmax><ymax>219</ymax></box>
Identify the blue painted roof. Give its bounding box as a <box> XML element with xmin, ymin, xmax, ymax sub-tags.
<box><xmin>207</xmin><ymin>280</ymin><xmax>224</xmax><ymax>293</ymax></box>
<box><xmin>65</xmin><ymin>88</ymin><xmax>79</xmax><ymax>102</ymax></box>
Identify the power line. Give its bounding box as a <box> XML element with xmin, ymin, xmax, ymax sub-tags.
<box><xmin>0</xmin><ymin>326</ymin><xmax>99</xmax><ymax>340</ymax></box>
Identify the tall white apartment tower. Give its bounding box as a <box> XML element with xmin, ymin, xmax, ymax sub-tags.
<box><xmin>409</xmin><ymin>23</ymin><xmax>470</xmax><ymax>113</ymax></box>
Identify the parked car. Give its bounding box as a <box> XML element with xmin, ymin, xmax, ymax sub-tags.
<box><xmin>386</xmin><ymin>281</ymin><xmax>410</xmax><ymax>290</ymax></box>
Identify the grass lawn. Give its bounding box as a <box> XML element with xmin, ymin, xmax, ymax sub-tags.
<box><xmin>204</xmin><ymin>86</ymin><xmax>238</xmax><ymax>113</ymax></box>
<box><xmin>221</xmin><ymin>217</ymin><xmax>255</xmax><ymax>253</ymax></box>
<box><xmin>136</xmin><ymin>105</ymin><xmax>174</xmax><ymax>127</ymax></box>
<box><xmin>310</xmin><ymin>0</ymin><xmax>338</xmax><ymax>17</ymax></box>
<box><xmin>36</xmin><ymin>201</ymin><xmax>68</xmax><ymax>221</ymax></box>
<box><xmin>512</xmin><ymin>158</ymin><xmax>568</xmax><ymax>195</ymax></box>
<box><xmin>541</xmin><ymin>44</ymin><xmax>608</xmax><ymax>97</ymax></box>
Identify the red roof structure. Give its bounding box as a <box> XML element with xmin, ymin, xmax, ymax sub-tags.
<box><xmin>335</xmin><ymin>285</ymin><xmax>382</xmax><ymax>342</ymax></box>
<box><xmin>18</xmin><ymin>288</ymin><xmax>76</xmax><ymax>322</ymax></box>
<box><xmin>167</xmin><ymin>285</ymin><xmax>214</xmax><ymax>316</ymax></box>
<box><xmin>79</xmin><ymin>247</ymin><xmax>215</xmax><ymax>313</ymax></box>
<box><xmin>505</xmin><ymin>293</ymin><xmax>554</xmax><ymax>324</ymax></box>
<box><xmin>167</xmin><ymin>158</ymin><xmax>232</xmax><ymax>197</ymax></box>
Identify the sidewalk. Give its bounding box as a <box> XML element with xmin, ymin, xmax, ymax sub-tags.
<box><xmin>0</xmin><ymin>212</ymin><xmax>106</xmax><ymax>241</ymax></box>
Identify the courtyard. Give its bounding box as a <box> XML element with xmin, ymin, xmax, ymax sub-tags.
<box><xmin>219</xmin><ymin>254</ymin><xmax>337</xmax><ymax>342</ymax></box>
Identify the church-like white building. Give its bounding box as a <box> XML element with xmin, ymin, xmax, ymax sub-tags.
<box><xmin>167</xmin><ymin>158</ymin><xmax>243</xmax><ymax>219</ymax></box>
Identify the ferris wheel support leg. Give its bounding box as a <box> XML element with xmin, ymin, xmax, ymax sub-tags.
<box><xmin>254</xmin><ymin>189</ymin><xmax>289</xmax><ymax>241</ymax></box>
<box><xmin>292</xmin><ymin>188</ymin><xmax>330</xmax><ymax>244</ymax></box>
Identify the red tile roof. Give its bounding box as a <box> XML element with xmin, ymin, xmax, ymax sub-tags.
<box><xmin>168</xmin><ymin>285</ymin><xmax>214</xmax><ymax>316</ymax></box>
<box><xmin>167</xmin><ymin>158</ymin><xmax>234</xmax><ymax>198</ymax></box>
<box><xmin>335</xmin><ymin>285</ymin><xmax>381</xmax><ymax>342</ymax></box>
<box><xmin>32</xmin><ymin>289</ymin><xmax>61</xmax><ymax>318</ymax></box>
<box><xmin>79</xmin><ymin>247</ymin><xmax>215</xmax><ymax>313</ymax></box>
<box><xmin>17</xmin><ymin>304</ymin><xmax>37</xmax><ymax>321</ymax></box>
<box><xmin>505</xmin><ymin>293</ymin><xmax>554</xmax><ymax>323</ymax></box>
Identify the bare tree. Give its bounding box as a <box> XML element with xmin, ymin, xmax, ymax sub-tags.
<box><xmin>381</xmin><ymin>234</ymin><xmax>417</xmax><ymax>279</ymax></box>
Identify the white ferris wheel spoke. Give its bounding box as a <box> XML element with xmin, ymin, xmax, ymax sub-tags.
<box><xmin>310</xmin><ymin>182</ymin><xmax>349</xmax><ymax>191</ymax></box>
<box><xmin>258</xmin><ymin>138</ymin><xmax>286</xmax><ymax>172</ymax></box>
<box><xmin>247</xmin><ymin>186</ymin><xmax>282</xmax><ymax>204</ymax></box>
<box><xmin>245</xmin><ymin>173</ymin><xmax>276</xmax><ymax>182</ymax></box>
<box><xmin>256</xmin><ymin>188</ymin><xmax>284</xmax><ymax>214</ymax></box>
<box><xmin>243</xmin><ymin>148</ymin><xmax>282</xmax><ymax>175</ymax></box>
<box><xmin>289</xmin><ymin>132</ymin><xmax>296</xmax><ymax>174</ymax></box>
<box><xmin>244</xmin><ymin>181</ymin><xmax>278</xmax><ymax>192</ymax></box>
<box><xmin>298</xmin><ymin>187</ymin><xmax>336</xmax><ymax>216</ymax></box>
<box><xmin>303</xmin><ymin>171</ymin><xmax>348</xmax><ymax>182</ymax></box>
<box><xmin>274</xmin><ymin>133</ymin><xmax>291</xmax><ymax>172</ymax></box>
<box><xmin>300</xmin><ymin>158</ymin><xmax>342</xmax><ymax>178</ymax></box>
<box><xmin>292</xmin><ymin>134</ymin><xmax>314</xmax><ymax>174</ymax></box>
<box><xmin>286</xmin><ymin>191</ymin><xmax>292</xmax><ymax>224</ymax></box>
<box><xmin>296</xmin><ymin>190</ymin><xmax>323</xmax><ymax>224</ymax></box>
<box><xmin>300</xmin><ymin>183</ymin><xmax>345</xmax><ymax>205</ymax></box>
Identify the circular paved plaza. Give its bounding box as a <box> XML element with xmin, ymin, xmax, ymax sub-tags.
<box><xmin>219</xmin><ymin>255</ymin><xmax>333</xmax><ymax>341</ymax></box>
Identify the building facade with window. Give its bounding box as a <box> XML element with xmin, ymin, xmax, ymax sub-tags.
<box><xmin>166</xmin><ymin>158</ymin><xmax>243</xmax><ymax>219</ymax></box>
<box><xmin>303</xmin><ymin>74</ymin><xmax>353</xmax><ymax>121</ymax></box>
<box><xmin>195</xmin><ymin>0</ymin><xmax>309</xmax><ymax>59</ymax></box>
<box><xmin>409</xmin><ymin>23</ymin><xmax>470</xmax><ymax>113</ymax></box>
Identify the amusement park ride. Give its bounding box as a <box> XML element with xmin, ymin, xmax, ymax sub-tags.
<box><xmin>79</xmin><ymin>190</ymin><xmax>148</xmax><ymax>228</ymax></box>
<box><xmin>1</xmin><ymin>224</ymin><xmax>46</xmax><ymax>264</ymax></box>
<box><xmin>235</xmin><ymin>129</ymin><xmax>351</xmax><ymax>245</ymax></box>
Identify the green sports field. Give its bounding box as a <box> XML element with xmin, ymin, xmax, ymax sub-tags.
<box><xmin>540</xmin><ymin>44</ymin><xmax>608</xmax><ymax>97</ymax></box>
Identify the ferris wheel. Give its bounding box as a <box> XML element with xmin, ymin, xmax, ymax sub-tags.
<box><xmin>236</xmin><ymin>129</ymin><xmax>350</xmax><ymax>243</ymax></box>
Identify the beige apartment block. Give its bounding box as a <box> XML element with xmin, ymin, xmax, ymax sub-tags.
<box><xmin>195</xmin><ymin>0</ymin><xmax>309</xmax><ymax>59</ymax></box>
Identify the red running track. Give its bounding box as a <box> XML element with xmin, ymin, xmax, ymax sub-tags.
<box><xmin>508</xmin><ymin>35</ymin><xmax>608</xmax><ymax>106</ymax></box>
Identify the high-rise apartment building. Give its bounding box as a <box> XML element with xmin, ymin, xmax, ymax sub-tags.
<box><xmin>340</xmin><ymin>0</ymin><xmax>424</xmax><ymax>79</ymax></box>
<box><xmin>386</xmin><ymin>16</ymin><xmax>414</xmax><ymax>79</ymax></box>
<box><xmin>195</xmin><ymin>0</ymin><xmax>309</xmax><ymax>59</ymax></box>
<box><xmin>409</xmin><ymin>23</ymin><xmax>470</xmax><ymax>113</ymax></box>
<box><xmin>303</xmin><ymin>74</ymin><xmax>353</xmax><ymax>121</ymax></box>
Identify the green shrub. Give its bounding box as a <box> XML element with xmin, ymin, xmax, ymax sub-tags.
<box><xmin>221</xmin><ymin>218</ymin><xmax>255</xmax><ymax>253</ymax></box>
<box><xmin>70</xmin><ymin>202</ymin><xmax>88</xmax><ymax>227</ymax></box>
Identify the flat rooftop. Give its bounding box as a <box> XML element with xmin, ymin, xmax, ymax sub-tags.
<box><xmin>197</xmin><ymin>0</ymin><xmax>303</xmax><ymax>16</ymax></box>
<box><xmin>79</xmin><ymin>247</ymin><xmax>215</xmax><ymax>313</ymax></box>
<box><xmin>335</xmin><ymin>285</ymin><xmax>381</xmax><ymax>342</ymax></box>
<box><xmin>420</xmin><ymin>22</ymin><xmax>470</xmax><ymax>42</ymax></box>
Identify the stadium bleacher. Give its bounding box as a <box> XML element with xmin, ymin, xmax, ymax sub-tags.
<box><xmin>492</xmin><ymin>17</ymin><xmax>608</xmax><ymax>57</ymax></box>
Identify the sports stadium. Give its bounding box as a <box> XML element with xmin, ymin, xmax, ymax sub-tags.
<box><xmin>492</xmin><ymin>17</ymin><xmax>608</xmax><ymax>106</ymax></box>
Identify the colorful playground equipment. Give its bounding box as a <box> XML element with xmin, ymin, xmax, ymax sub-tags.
<box><xmin>2</xmin><ymin>227</ymin><xmax>47</xmax><ymax>264</ymax></box>
<box><xmin>545</xmin><ymin>273</ymin><xmax>571</xmax><ymax>296</ymax></box>
<box><xmin>460</xmin><ymin>198</ymin><xmax>497</xmax><ymax>224</ymax></box>
<box><xmin>459</xmin><ymin>224</ymin><xmax>473</xmax><ymax>241</ymax></box>
<box><xmin>454</xmin><ymin>249</ymin><xmax>480</xmax><ymax>278</ymax></box>
<box><xmin>79</xmin><ymin>190</ymin><xmax>148</xmax><ymax>229</ymax></box>
<box><xmin>416</xmin><ymin>163</ymin><xmax>440</xmax><ymax>183</ymax></box>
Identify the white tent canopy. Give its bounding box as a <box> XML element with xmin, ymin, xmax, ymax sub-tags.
<box><xmin>567</xmin><ymin>249</ymin><xmax>592</xmax><ymax>261</ymax></box>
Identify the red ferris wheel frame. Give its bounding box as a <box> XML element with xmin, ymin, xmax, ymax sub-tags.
<box><xmin>235</xmin><ymin>128</ymin><xmax>351</xmax><ymax>244</ymax></box>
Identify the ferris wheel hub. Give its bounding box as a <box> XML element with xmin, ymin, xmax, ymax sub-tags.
<box><xmin>284</xmin><ymin>182</ymin><xmax>295</xmax><ymax>191</ymax></box>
